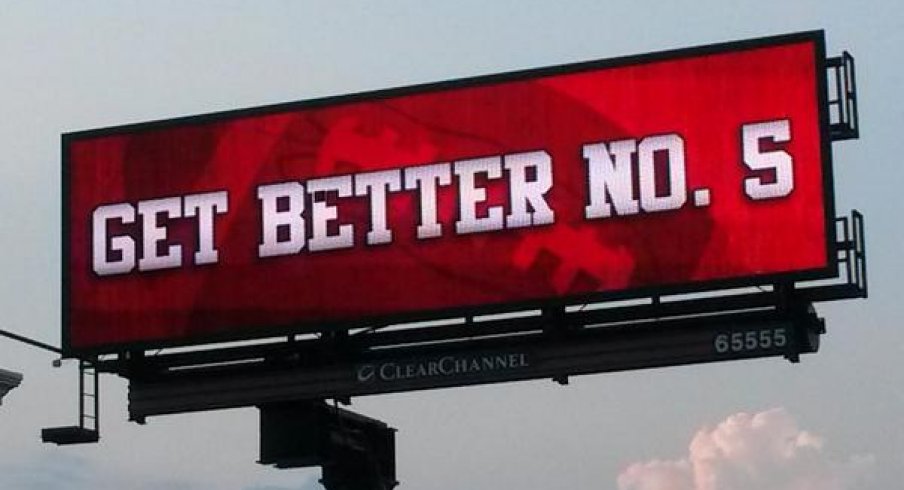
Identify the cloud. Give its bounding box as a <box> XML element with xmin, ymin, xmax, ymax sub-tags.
<box><xmin>618</xmin><ymin>408</ymin><xmax>874</xmax><ymax>490</ymax></box>
<box><xmin>618</xmin><ymin>459</ymin><xmax>693</xmax><ymax>490</ymax></box>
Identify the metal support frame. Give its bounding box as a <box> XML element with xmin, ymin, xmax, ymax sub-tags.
<box><xmin>78</xmin><ymin>360</ymin><xmax>100</xmax><ymax>433</ymax></box>
<box><xmin>0</xmin><ymin>326</ymin><xmax>102</xmax><ymax>442</ymax></box>
<box><xmin>259</xmin><ymin>401</ymin><xmax>397</xmax><ymax>490</ymax></box>
<box><xmin>41</xmin><ymin>360</ymin><xmax>100</xmax><ymax>445</ymax></box>
<box><xmin>797</xmin><ymin>211</ymin><xmax>867</xmax><ymax>302</ymax></box>
<box><xmin>128</xmin><ymin>306</ymin><xmax>824</xmax><ymax>418</ymax></box>
<box><xmin>827</xmin><ymin>52</ymin><xmax>859</xmax><ymax>141</ymax></box>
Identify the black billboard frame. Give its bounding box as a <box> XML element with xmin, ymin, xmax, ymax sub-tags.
<box><xmin>62</xmin><ymin>30</ymin><xmax>838</xmax><ymax>357</ymax></box>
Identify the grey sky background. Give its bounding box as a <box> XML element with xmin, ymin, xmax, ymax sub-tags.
<box><xmin>0</xmin><ymin>1</ymin><xmax>901</xmax><ymax>489</ymax></box>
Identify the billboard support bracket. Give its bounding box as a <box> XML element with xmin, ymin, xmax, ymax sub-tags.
<box><xmin>827</xmin><ymin>51</ymin><xmax>859</xmax><ymax>141</ymax></box>
<box><xmin>258</xmin><ymin>400</ymin><xmax>398</xmax><ymax>489</ymax></box>
<box><xmin>41</xmin><ymin>359</ymin><xmax>100</xmax><ymax>445</ymax></box>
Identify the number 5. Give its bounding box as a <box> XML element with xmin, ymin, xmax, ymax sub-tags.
<box><xmin>741</xmin><ymin>119</ymin><xmax>793</xmax><ymax>200</ymax></box>
<box><xmin>774</xmin><ymin>328</ymin><xmax>788</xmax><ymax>348</ymax></box>
<box><xmin>745</xmin><ymin>331</ymin><xmax>758</xmax><ymax>350</ymax></box>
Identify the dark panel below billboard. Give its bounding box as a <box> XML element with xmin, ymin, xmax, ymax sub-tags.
<box><xmin>127</xmin><ymin>308</ymin><xmax>823</xmax><ymax>419</ymax></box>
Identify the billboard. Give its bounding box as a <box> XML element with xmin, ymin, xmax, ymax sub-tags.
<box><xmin>64</xmin><ymin>31</ymin><xmax>834</xmax><ymax>354</ymax></box>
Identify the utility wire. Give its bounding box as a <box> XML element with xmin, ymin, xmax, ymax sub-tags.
<box><xmin>0</xmin><ymin>327</ymin><xmax>62</xmax><ymax>355</ymax></box>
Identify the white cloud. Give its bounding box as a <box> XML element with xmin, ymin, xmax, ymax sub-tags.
<box><xmin>618</xmin><ymin>408</ymin><xmax>874</xmax><ymax>490</ymax></box>
<box><xmin>618</xmin><ymin>459</ymin><xmax>693</xmax><ymax>490</ymax></box>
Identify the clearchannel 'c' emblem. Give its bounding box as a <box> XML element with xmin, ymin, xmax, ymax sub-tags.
<box><xmin>357</xmin><ymin>364</ymin><xmax>376</xmax><ymax>383</ymax></box>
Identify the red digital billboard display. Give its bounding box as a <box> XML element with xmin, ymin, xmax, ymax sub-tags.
<box><xmin>63</xmin><ymin>31</ymin><xmax>835</xmax><ymax>354</ymax></box>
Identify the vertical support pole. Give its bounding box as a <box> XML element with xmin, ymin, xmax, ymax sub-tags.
<box><xmin>775</xmin><ymin>282</ymin><xmax>801</xmax><ymax>363</ymax></box>
<box><xmin>78</xmin><ymin>360</ymin><xmax>85</xmax><ymax>427</ymax></box>
<box><xmin>93</xmin><ymin>362</ymin><xmax>100</xmax><ymax>433</ymax></box>
<box><xmin>853</xmin><ymin>210</ymin><xmax>868</xmax><ymax>298</ymax></box>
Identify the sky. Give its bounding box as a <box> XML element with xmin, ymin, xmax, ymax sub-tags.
<box><xmin>0</xmin><ymin>1</ymin><xmax>902</xmax><ymax>489</ymax></box>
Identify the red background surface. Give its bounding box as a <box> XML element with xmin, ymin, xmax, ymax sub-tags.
<box><xmin>66</xmin><ymin>38</ymin><xmax>830</xmax><ymax>352</ymax></box>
